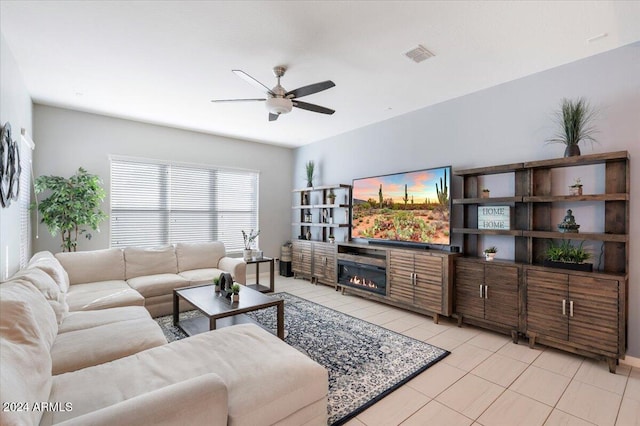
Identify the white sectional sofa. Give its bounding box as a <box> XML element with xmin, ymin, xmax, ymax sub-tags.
<box><xmin>0</xmin><ymin>242</ymin><xmax>329</xmax><ymax>426</ymax></box>
<box><xmin>52</xmin><ymin>241</ymin><xmax>247</xmax><ymax>317</ymax></box>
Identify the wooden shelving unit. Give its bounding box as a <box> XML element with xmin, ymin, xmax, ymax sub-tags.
<box><xmin>291</xmin><ymin>184</ymin><xmax>352</xmax><ymax>285</ymax></box>
<box><xmin>452</xmin><ymin>151</ymin><xmax>629</xmax><ymax>372</ymax></box>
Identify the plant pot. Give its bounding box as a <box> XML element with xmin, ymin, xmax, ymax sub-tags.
<box><xmin>569</xmin><ymin>186</ymin><xmax>583</xmax><ymax>196</ymax></box>
<box><xmin>481</xmin><ymin>191</ymin><xmax>490</xmax><ymax>199</ymax></box>
<box><xmin>485</xmin><ymin>253</ymin><xmax>496</xmax><ymax>261</ymax></box>
<box><xmin>214</xmin><ymin>284</ymin><xmax>220</xmax><ymax>293</ymax></box>
<box><xmin>232</xmin><ymin>294</ymin><xmax>239</xmax><ymax>303</ymax></box>
<box><xmin>543</xmin><ymin>259</ymin><xmax>593</xmax><ymax>272</ymax></box>
<box><xmin>243</xmin><ymin>249</ymin><xmax>252</xmax><ymax>261</ymax></box>
<box><xmin>564</xmin><ymin>145</ymin><xmax>581</xmax><ymax>157</ymax></box>
<box><xmin>328</xmin><ymin>237</ymin><xmax>335</xmax><ymax>244</ymax></box>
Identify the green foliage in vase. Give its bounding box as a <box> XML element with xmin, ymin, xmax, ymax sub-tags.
<box><xmin>546</xmin><ymin>98</ymin><xmax>598</xmax><ymax>148</ymax></box>
<box><xmin>545</xmin><ymin>240</ymin><xmax>591</xmax><ymax>263</ymax></box>
<box><xmin>305</xmin><ymin>161</ymin><xmax>315</xmax><ymax>186</ymax></box>
<box><xmin>32</xmin><ymin>167</ymin><xmax>107</xmax><ymax>252</ymax></box>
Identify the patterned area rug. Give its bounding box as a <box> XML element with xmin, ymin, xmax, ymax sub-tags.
<box><xmin>155</xmin><ymin>292</ymin><xmax>449</xmax><ymax>425</ymax></box>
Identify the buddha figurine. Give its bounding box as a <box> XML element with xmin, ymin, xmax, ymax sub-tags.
<box><xmin>558</xmin><ymin>209</ymin><xmax>580</xmax><ymax>233</ymax></box>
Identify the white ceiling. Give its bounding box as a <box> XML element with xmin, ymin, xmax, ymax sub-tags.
<box><xmin>2</xmin><ymin>1</ymin><xmax>640</xmax><ymax>148</ymax></box>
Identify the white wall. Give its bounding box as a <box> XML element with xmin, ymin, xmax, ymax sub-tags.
<box><xmin>33</xmin><ymin>106</ymin><xmax>293</xmax><ymax>261</ymax></box>
<box><xmin>0</xmin><ymin>33</ymin><xmax>33</xmax><ymax>279</ymax></box>
<box><xmin>294</xmin><ymin>42</ymin><xmax>640</xmax><ymax>356</ymax></box>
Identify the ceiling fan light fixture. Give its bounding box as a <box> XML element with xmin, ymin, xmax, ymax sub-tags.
<box><xmin>266</xmin><ymin>97</ymin><xmax>293</xmax><ymax>115</ymax></box>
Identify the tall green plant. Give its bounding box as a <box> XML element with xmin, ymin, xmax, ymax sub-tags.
<box><xmin>546</xmin><ymin>98</ymin><xmax>598</xmax><ymax>148</ymax></box>
<box><xmin>32</xmin><ymin>168</ymin><xmax>107</xmax><ymax>252</ymax></box>
<box><xmin>305</xmin><ymin>161</ymin><xmax>315</xmax><ymax>187</ymax></box>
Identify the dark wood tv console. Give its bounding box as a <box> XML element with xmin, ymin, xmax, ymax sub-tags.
<box><xmin>336</xmin><ymin>242</ymin><xmax>458</xmax><ymax>323</ymax></box>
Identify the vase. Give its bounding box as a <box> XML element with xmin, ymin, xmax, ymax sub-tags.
<box><xmin>564</xmin><ymin>145</ymin><xmax>581</xmax><ymax>157</ymax></box>
<box><xmin>243</xmin><ymin>249</ymin><xmax>252</xmax><ymax>261</ymax></box>
<box><xmin>569</xmin><ymin>186</ymin><xmax>583</xmax><ymax>196</ymax></box>
<box><xmin>485</xmin><ymin>253</ymin><xmax>496</xmax><ymax>261</ymax></box>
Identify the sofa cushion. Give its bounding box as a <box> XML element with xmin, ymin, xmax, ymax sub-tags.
<box><xmin>66</xmin><ymin>280</ymin><xmax>144</xmax><ymax>311</ymax></box>
<box><xmin>58</xmin><ymin>306</ymin><xmax>152</xmax><ymax>333</ymax></box>
<box><xmin>178</xmin><ymin>268</ymin><xmax>226</xmax><ymax>285</ymax></box>
<box><xmin>51</xmin><ymin>319</ymin><xmax>167</xmax><ymax>375</ymax></box>
<box><xmin>28</xmin><ymin>251</ymin><xmax>70</xmax><ymax>293</ymax></box>
<box><xmin>10</xmin><ymin>267</ymin><xmax>69</xmax><ymax>324</ymax></box>
<box><xmin>55</xmin><ymin>248</ymin><xmax>125</xmax><ymax>285</ymax></box>
<box><xmin>127</xmin><ymin>274</ymin><xmax>190</xmax><ymax>298</ymax></box>
<box><xmin>0</xmin><ymin>282</ymin><xmax>54</xmax><ymax>426</ymax></box>
<box><xmin>46</xmin><ymin>324</ymin><xmax>327</xmax><ymax>425</ymax></box>
<box><xmin>175</xmin><ymin>241</ymin><xmax>226</xmax><ymax>272</ymax></box>
<box><xmin>0</xmin><ymin>280</ymin><xmax>58</xmax><ymax>348</ymax></box>
<box><xmin>124</xmin><ymin>246</ymin><xmax>178</xmax><ymax>279</ymax></box>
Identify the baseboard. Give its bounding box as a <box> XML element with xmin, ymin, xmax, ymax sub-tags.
<box><xmin>621</xmin><ymin>355</ymin><xmax>640</xmax><ymax>368</ymax></box>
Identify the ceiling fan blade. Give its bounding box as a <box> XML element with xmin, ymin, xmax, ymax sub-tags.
<box><xmin>269</xmin><ymin>113</ymin><xmax>279</xmax><ymax>121</ymax></box>
<box><xmin>286</xmin><ymin>80</ymin><xmax>335</xmax><ymax>99</ymax></box>
<box><xmin>232</xmin><ymin>70</ymin><xmax>274</xmax><ymax>96</ymax></box>
<box><xmin>293</xmin><ymin>100</ymin><xmax>335</xmax><ymax>115</ymax></box>
<box><xmin>210</xmin><ymin>98</ymin><xmax>266</xmax><ymax>103</ymax></box>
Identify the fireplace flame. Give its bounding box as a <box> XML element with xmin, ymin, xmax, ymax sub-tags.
<box><xmin>349</xmin><ymin>275</ymin><xmax>377</xmax><ymax>289</ymax></box>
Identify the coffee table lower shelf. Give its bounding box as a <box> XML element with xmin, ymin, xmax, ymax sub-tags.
<box><xmin>177</xmin><ymin>314</ymin><xmax>264</xmax><ymax>337</ymax></box>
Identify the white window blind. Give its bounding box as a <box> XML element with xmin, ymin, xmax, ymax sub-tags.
<box><xmin>19</xmin><ymin>132</ymin><xmax>34</xmax><ymax>269</ymax></box>
<box><xmin>110</xmin><ymin>157</ymin><xmax>258</xmax><ymax>252</ymax></box>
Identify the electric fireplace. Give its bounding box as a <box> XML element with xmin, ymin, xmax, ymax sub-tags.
<box><xmin>337</xmin><ymin>260</ymin><xmax>386</xmax><ymax>295</ymax></box>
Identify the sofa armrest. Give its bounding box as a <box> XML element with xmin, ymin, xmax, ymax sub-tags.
<box><xmin>218</xmin><ymin>257</ymin><xmax>246</xmax><ymax>285</ymax></box>
<box><xmin>56</xmin><ymin>373</ymin><xmax>228</xmax><ymax>426</ymax></box>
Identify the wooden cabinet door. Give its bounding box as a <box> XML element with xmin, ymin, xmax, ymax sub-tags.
<box><xmin>455</xmin><ymin>260</ymin><xmax>485</xmax><ymax>320</ymax></box>
<box><xmin>388</xmin><ymin>250</ymin><xmax>414</xmax><ymax>304</ymax></box>
<box><xmin>568</xmin><ymin>276</ymin><xmax>620</xmax><ymax>355</ymax></box>
<box><xmin>292</xmin><ymin>241</ymin><xmax>312</xmax><ymax>277</ymax></box>
<box><xmin>484</xmin><ymin>264</ymin><xmax>519</xmax><ymax>328</ymax></box>
<box><xmin>526</xmin><ymin>269</ymin><xmax>568</xmax><ymax>342</ymax></box>
<box><xmin>414</xmin><ymin>253</ymin><xmax>443</xmax><ymax>314</ymax></box>
<box><xmin>313</xmin><ymin>242</ymin><xmax>336</xmax><ymax>284</ymax></box>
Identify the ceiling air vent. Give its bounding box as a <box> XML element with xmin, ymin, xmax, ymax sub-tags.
<box><xmin>404</xmin><ymin>45</ymin><xmax>435</xmax><ymax>63</ymax></box>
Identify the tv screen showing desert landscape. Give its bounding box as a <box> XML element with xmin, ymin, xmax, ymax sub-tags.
<box><xmin>352</xmin><ymin>167</ymin><xmax>451</xmax><ymax>245</ymax></box>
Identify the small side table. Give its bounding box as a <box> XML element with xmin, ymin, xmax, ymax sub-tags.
<box><xmin>245</xmin><ymin>256</ymin><xmax>275</xmax><ymax>293</ymax></box>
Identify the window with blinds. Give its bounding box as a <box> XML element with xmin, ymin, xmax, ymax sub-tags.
<box><xmin>110</xmin><ymin>157</ymin><xmax>259</xmax><ymax>252</ymax></box>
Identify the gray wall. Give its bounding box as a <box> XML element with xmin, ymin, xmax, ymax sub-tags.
<box><xmin>33</xmin><ymin>106</ymin><xmax>293</xmax><ymax>261</ymax></box>
<box><xmin>0</xmin><ymin>33</ymin><xmax>33</xmax><ymax>280</ymax></box>
<box><xmin>294</xmin><ymin>42</ymin><xmax>640</xmax><ymax>357</ymax></box>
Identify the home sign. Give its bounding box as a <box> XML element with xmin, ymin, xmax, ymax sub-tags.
<box><xmin>478</xmin><ymin>205</ymin><xmax>511</xmax><ymax>230</ymax></box>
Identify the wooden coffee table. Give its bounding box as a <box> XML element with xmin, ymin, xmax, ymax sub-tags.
<box><xmin>173</xmin><ymin>284</ymin><xmax>284</xmax><ymax>340</ymax></box>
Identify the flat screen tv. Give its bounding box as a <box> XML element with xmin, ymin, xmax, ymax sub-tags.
<box><xmin>351</xmin><ymin>166</ymin><xmax>451</xmax><ymax>247</ymax></box>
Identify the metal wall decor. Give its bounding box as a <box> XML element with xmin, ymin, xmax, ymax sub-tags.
<box><xmin>1</xmin><ymin>122</ymin><xmax>22</xmax><ymax>208</ymax></box>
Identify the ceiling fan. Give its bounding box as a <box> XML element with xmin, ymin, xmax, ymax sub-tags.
<box><xmin>211</xmin><ymin>66</ymin><xmax>335</xmax><ymax>121</ymax></box>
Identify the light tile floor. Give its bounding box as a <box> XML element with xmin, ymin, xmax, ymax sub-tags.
<box><xmin>270</xmin><ymin>275</ymin><xmax>639</xmax><ymax>426</ymax></box>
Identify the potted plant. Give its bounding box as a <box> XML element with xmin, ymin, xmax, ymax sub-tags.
<box><xmin>305</xmin><ymin>160</ymin><xmax>315</xmax><ymax>187</ymax></box>
<box><xmin>328</xmin><ymin>233</ymin><xmax>335</xmax><ymax>244</ymax></box>
<box><xmin>546</xmin><ymin>97</ymin><xmax>598</xmax><ymax>157</ymax></box>
<box><xmin>230</xmin><ymin>284</ymin><xmax>241</xmax><ymax>302</ymax></box>
<box><xmin>213</xmin><ymin>276</ymin><xmax>221</xmax><ymax>293</ymax></box>
<box><xmin>483</xmin><ymin>246</ymin><xmax>497</xmax><ymax>261</ymax></box>
<box><xmin>543</xmin><ymin>240</ymin><xmax>592</xmax><ymax>272</ymax></box>
<box><xmin>481</xmin><ymin>188</ymin><xmax>490</xmax><ymax>198</ymax></box>
<box><xmin>242</xmin><ymin>229</ymin><xmax>260</xmax><ymax>261</ymax></box>
<box><xmin>32</xmin><ymin>167</ymin><xmax>108</xmax><ymax>252</ymax></box>
<box><xmin>569</xmin><ymin>178</ymin><xmax>583</xmax><ymax>196</ymax></box>
<box><xmin>327</xmin><ymin>189</ymin><xmax>336</xmax><ymax>204</ymax></box>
